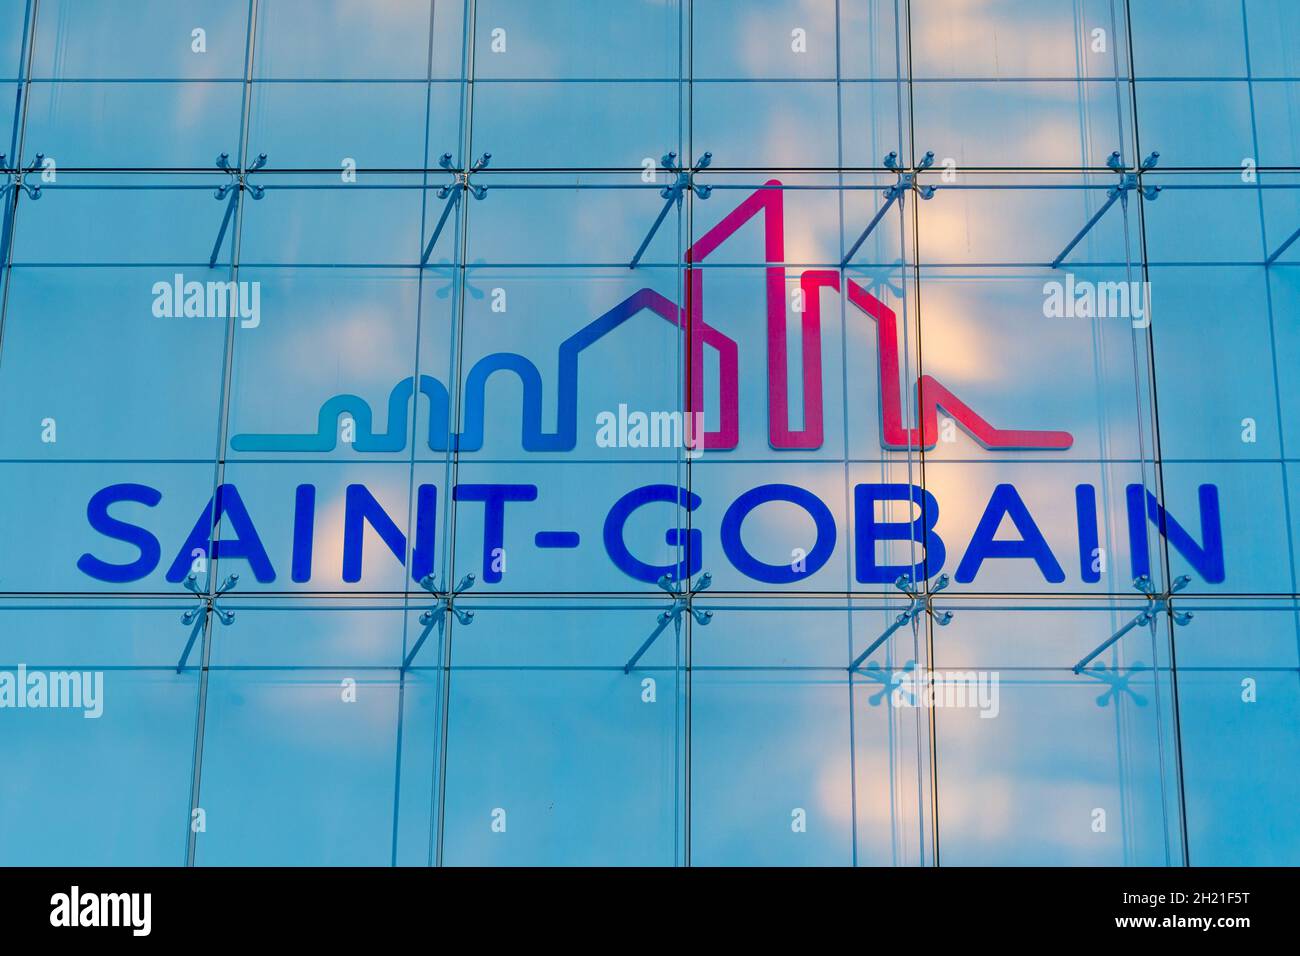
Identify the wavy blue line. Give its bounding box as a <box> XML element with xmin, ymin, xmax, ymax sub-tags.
<box><xmin>229</xmin><ymin>287</ymin><xmax>680</xmax><ymax>454</ymax></box>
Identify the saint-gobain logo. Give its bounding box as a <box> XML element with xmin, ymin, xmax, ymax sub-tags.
<box><xmin>76</xmin><ymin>184</ymin><xmax>1228</xmax><ymax>590</ymax></box>
<box><xmin>227</xmin><ymin>181</ymin><xmax>1074</xmax><ymax>455</ymax></box>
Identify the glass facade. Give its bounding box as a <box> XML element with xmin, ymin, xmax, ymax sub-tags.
<box><xmin>0</xmin><ymin>0</ymin><xmax>1298</xmax><ymax>867</ymax></box>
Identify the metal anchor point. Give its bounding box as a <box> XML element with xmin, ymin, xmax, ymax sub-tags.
<box><xmin>423</xmin><ymin>152</ymin><xmax>491</xmax><ymax>264</ymax></box>
<box><xmin>1073</xmin><ymin>574</ymin><xmax>1192</xmax><ymax>674</ymax></box>
<box><xmin>403</xmin><ymin>573</ymin><xmax>476</xmax><ymax>672</ymax></box>
<box><xmin>850</xmin><ymin>572</ymin><xmax>953</xmax><ymax>672</ymax></box>
<box><xmin>842</xmin><ymin>150</ymin><xmax>938</xmax><ymax>267</ymax></box>
<box><xmin>176</xmin><ymin>572</ymin><xmax>239</xmax><ymax>672</ymax></box>
<box><xmin>630</xmin><ymin>149</ymin><xmax>714</xmax><ymax>269</ymax></box>
<box><xmin>624</xmin><ymin>570</ymin><xmax>714</xmax><ymax>673</ymax></box>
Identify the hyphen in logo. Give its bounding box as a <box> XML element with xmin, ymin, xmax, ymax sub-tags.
<box><xmin>77</xmin><ymin>183</ymin><xmax>1226</xmax><ymax>589</ymax></box>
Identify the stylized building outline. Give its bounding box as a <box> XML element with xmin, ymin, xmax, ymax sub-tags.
<box><xmin>231</xmin><ymin>181</ymin><xmax>1072</xmax><ymax>454</ymax></box>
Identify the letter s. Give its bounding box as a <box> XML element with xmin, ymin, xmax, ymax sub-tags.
<box><xmin>76</xmin><ymin>483</ymin><xmax>163</xmax><ymax>582</ymax></box>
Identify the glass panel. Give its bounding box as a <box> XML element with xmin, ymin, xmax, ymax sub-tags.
<box><xmin>931</xmin><ymin>603</ymin><xmax>1182</xmax><ymax>866</ymax></box>
<box><xmin>194</xmin><ymin>669</ymin><xmax>402</xmax><ymax>865</ymax></box>
<box><xmin>24</xmin><ymin>83</ymin><xmax>244</xmax><ymax>168</ymax></box>
<box><xmin>32</xmin><ymin>0</ymin><xmax>249</xmax><ymax>79</ymax></box>
<box><xmin>0</xmin><ymin>266</ymin><xmax>227</xmax><ymax>460</ymax></box>
<box><xmin>1173</xmin><ymin>603</ymin><xmax>1300</xmax><ymax>865</ymax></box>
<box><xmin>911</xmin><ymin>0</ymin><xmax>1130</xmax><ymax>80</ymax></box>
<box><xmin>0</xmin><ymin>603</ymin><xmax>199</xmax><ymax>865</ymax></box>
<box><xmin>440</xmin><ymin>606</ymin><xmax>680</xmax><ymax>866</ymax></box>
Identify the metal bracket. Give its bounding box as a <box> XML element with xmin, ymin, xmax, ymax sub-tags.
<box><xmin>1266</xmin><ymin>222</ymin><xmax>1300</xmax><ymax>266</ymax></box>
<box><xmin>0</xmin><ymin>153</ymin><xmax>45</xmax><ymax>201</ymax></box>
<box><xmin>629</xmin><ymin>150</ymin><xmax>713</xmax><ymax>270</ymax></box>
<box><xmin>1072</xmin><ymin>574</ymin><xmax>1191</xmax><ymax>674</ymax></box>
<box><xmin>623</xmin><ymin>571</ymin><xmax>713</xmax><ymax>673</ymax></box>
<box><xmin>849</xmin><ymin>572</ymin><xmax>952</xmax><ymax>673</ymax></box>
<box><xmin>0</xmin><ymin>153</ymin><xmax>47</xmax><ymax>265</ymax></box>
<box><xmin>841</xmin><ymin>151</ymin><xmax>937</xmax><ymax>268</ymax></box>
<box><xmin>209</xmin><ymin>151</ymin><xmax>267</xmax><ymax>268</ymax></box>
<box><xmin>421</xmin><ymin>151</ymin><xmax>491</xmax><ymax>266</ymax></box>
<box><xmin>402</xmin><ymin>572</ymin><xmax>476</xmax><ymax>672</ymax></box>
<box><xmin>176</xmin><ymin>572</ymin><xmax>238</xmax><ymax>673</ymax></box>
<box><xmin>1052</xmin><ymin>150</ymin><xmax>1160</xmax><ymax>269</ymax></box>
